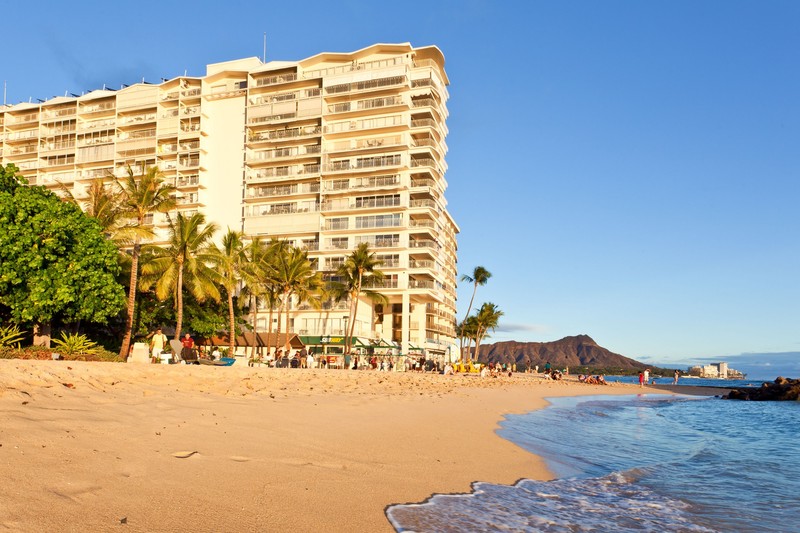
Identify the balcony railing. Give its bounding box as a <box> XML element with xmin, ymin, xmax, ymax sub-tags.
<box><xmin>325</xmin><ymin>75</ymin><xmax>406</xmax><ymax>95</ymax></box>
<box><xmin>248</xmin><ymin>182</ymin><xmax>320</xmax><ymax>198</ymax></box>
<box><xmin>327</xmin><ymin>96</ymin><xmax>404</xmax><ymax>114</ymax></box>
<box><xmin>322</xmin><ymin>196</ymin><xmax>401</xmax><ymax>211</ymax></box>
<box><xmin>42</xmin><ymin>108</ymin><xmax>76</xmax><ymax>120</ymax></box>
<box><xmin>78</xmin><ymin>119</ymin><xmax>116</xmax><ymax>131</ymax></box>
<box><xmin>324</xmin><ymin>154</ymin><xmax>403</xmax><ymax>173</ymax></box>
<box><xmin>247</xmin><ymin>144</ymin><xmax>320</xmax><ymax>160</ymax></box>
<box><xmin>5</xmin><ymin>130</ymin><xmax>39</xmax><ymax>141</ymax></box>
<box><xmin>324</xmin><ymin>115</ymin><xmax>404</xmax><ymax>134</ymax></box>
<box><xmin>118</xmin><ymin>128</ymin><xmax>157</xmax><ymax>141</ymax></box>
<box><xmin>409</xmin><ymin>280</ymin><xmax>435</xmax><ymax>289</ymax></box>
<box><xmin>324</xmin><ymin>219</ymin><xmax>349</xmax><ymax>231</ymax></box>
<box><xmin>80</xmin><ymin>102</ymin><xmax>115</xmax><ymax>114</ymax></box>
<box><xmin>177</xmin><ymin>175</ymin><xmax>200</xmax><ymax>187</ymax></box>
<box><xmin>254</xmin><ymin>73</ymin><xmax>298</xmax><ymax>87</ymax></box>
<box><xmin>322</xmin><ymin>173</ymin><xmax>400</xmax><ymax>192</ymax></box>
<box><xmin>354</xmin><ymin>236</ymin><xmax>400</xmax><ymax>249</ymax></box>
<box><xmin>8</xmin><ymin>113</ymin><xmax>39</xmax><ymax>125</ymax></box>
<box><xmin>410</xmin><ymin>199</ymin><xmax>438</xmax><ymax>209</ymax></box>
<box><xmin>247</xmin><ymin>203</ymin><xmax>319</xmax><ymax>216</ymax></box>
<box><xmin>7</xmin><ymin>144</ymin><xmax>39</xmax><ymax>155</ymax></box>
<box><xmin>409</xmin><ymin>239</ymin><xmax>439</xmax><ymax>250</ymax></box>
<box><xmin>248</xmin><ymin>126</ymin><xmax>321</xmax><ymax>142</ymax></box>
<box><xmin>119</xmin><ymin>113</ymin><xmax>156</xmax><ymax>125</ymax></box>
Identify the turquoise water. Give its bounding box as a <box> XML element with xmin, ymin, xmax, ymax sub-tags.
<box><xmin>387</xmin><ymin>394</ymin><xmax>800</xmax><ymax>532</ymax></box>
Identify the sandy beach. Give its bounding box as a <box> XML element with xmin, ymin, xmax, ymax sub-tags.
<box><xmin>0</xmin><ymin>360</ymin><xmax>720</xmax><ymax>532</ymax></box>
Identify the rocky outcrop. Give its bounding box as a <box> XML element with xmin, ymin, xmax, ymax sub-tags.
<box><xmin>725</xmin><ymin>377</ymin><xmax>800</xmax><ymax>401</ymax></box>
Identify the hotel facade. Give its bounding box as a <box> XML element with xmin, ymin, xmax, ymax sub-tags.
<box><xmin>0</xmin><ymin>43</ymin><xmax>459</xmax><ymax>360</ymax></box>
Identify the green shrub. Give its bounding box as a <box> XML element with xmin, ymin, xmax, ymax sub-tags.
<box><xmin>0</xmin><ymin>324</ymin><xmax>25</xmax><ymax>348</ymax></box>
<box><xmin>51</xmin><ymin>332</ymin><xmax>100</xmax><ymax>356</ymax></box>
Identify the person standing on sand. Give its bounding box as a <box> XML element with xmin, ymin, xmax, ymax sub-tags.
<box><xmin>638</xmin><ymin>371</ymin><xmax>645</xmax><ymax>387</ymax></box>
<box><xmin>673</xmin><ymin>370</ymin><xmax>680</xmax><ymax>385</ymax></box>
<box><xmin>150</xmin><ymin>328</ymin><xmax>167</xmax><ymax>359</ymax></box>
<box><xmin>644</xmin><ymin>368</ymin><xmax>650</xmax><ymax>384</ymax></box>
<box><xmin>181</xmin><ymin>333</ymin><xmax>194</xmax><ymax>361</ymax></box>
<box><xmin>544</xmin><ymin>361</ymin><xmax>551</xmax><ymax>373</ymax></box>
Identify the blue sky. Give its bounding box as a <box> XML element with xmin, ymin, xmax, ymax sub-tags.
<box><xmin>3</xmin><ymin>1</ymin><xmax>798</xmax><ymax>369</ymax></box>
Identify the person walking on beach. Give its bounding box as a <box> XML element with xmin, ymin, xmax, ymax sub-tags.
<box><xmin>644</xmin><ymin>368</ymin><xmax>650</xmax><ymax>384</ymax></box>
<box><xmin>673</xmin><ymin>370</ymin><xmax>680</xmax><ymax>385</ymax></box>
<box><xmin>638</xmin><ymin>371</ymin><xmax>645</xmax><ymax>388</ymax></box>
<box><xmin>150</xmin><ymin>328</ymin><xmax>168</xmax><ymax>360</ymax></box>
<box><xmin>544</xmin><ymin>361</ymin><xmax>551</xmax><ymax>374</ymax></box>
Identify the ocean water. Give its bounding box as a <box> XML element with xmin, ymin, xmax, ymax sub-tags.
<box><xmin>386</xmin><ymin>394</ymin><xmax>800</xmax><ymax>532</ymax></box>
<box><xmin>604</xmin><ymin>375</ymin><xmax>765</xmax><ymax>388</ymax></box>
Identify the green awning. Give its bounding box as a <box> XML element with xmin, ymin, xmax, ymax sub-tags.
<box><xmin>299</xmin><ymin>335</ymin><xmax>370</xmax><ymax>347</ymax></box>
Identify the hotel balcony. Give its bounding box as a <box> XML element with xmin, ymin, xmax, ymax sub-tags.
<box><xmin>247</xmin><ymin>125</ymin><xmax>321</xmax><ymax>143</ymax></box>
<box><xmin>324</xmin><ymin>115</ymin><xmax>405</xmax><ymax>135</ymax></box>
<box><xmin>5</xmin><ymin>113</ymin><xmax>39</xmax><ymax>128</ymax></box>
<box><xmin>354</xmin><ymin>236</ymin><xmax>400</xmax><ymax>249</ymax></box>
<box><xmin>41</xmin><ymin>107</ymin><xmax>77</xmax><ymax>122</ymax></box>
<box><xmin>324</xmin><ymin>75</ymin><xmax>407</xmax><ymax>96</ymax></box>
<box><xmin>253</xmin><ymin>72</ymin><xmax>299</xmax><ymax>88</ymax></box>
<box><xmin>246</xmin><ymin>144</ymin><xmax>320</xmax><ymax>161</ymax></box>
<box><xmin>181</xmin><ymin>88</ymin><xmax>202</xmax><ymax>99</ymax></box>
<box><xmin>78</xmin><ymin>119</ymin><xmax>116</xmax><ymax>132</ymax></box>
<box><xmin>326</xmin><ymin>96</ymin><xmax>405</xmax><ymax>115</ymax></box>
<box><xmin>247</xmin><ymin>182</ymin><xmax>320</xmax><ymax>199</ymax></box>
<box><xmin>79</xmin><ymin>102</ymin><xmax>116</xmax><ymax>116</ymax></box>
<box><xmin>326</xmin><ymin>135</ymin><xmax>405</xmax><ymax>154</ymax></box>
<box><xmin>321</xmin><ymin>196</ymin><xmax>402</xmax><ymax>213</ymax></box>
<box><xmin>323</xmin><ymin>154</ymin><xmax>403</xmax><ymax>174</ymax></box>
<box><xmin>176</xmin><ymin>174</ymin><xmax>200</xmax><ymax>188</ymax></box>
<box><xmin>409</xmin><ymin>239</ymin><xmax>440</xmax><ymax>252</ymax></box>
<box><xmin>322</xmin><ymin>173</ymin><xmax>401</xmax><ymax>193</ymax></box>
<box><xmin>6</xmin><ymin>144</ymin><xmax>39</xmax><ymax>157</ymax></box>
<box><xmin>246</xmin><ymin>202</ymin><xmax>320</xmax><ymax>217</ymax></box>
<box><xmin>245</xmin><ymin>164</ymin><xmax>320</xmax><ymax>182</ymax></box>
<box><xmin>41</xmin><ymin>154</ymin><xmax>76</xmax><ymax>168</ymax></box>
<box><xmin>4</xmin><ymin>130</ymin><xmax>39</xmax><ymax>143</ymax></box>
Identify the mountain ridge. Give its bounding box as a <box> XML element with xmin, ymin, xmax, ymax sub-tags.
<box><xmin>476</xmin><ymin>335</ymin><xmax>645</xmax><ymax>370</ymax></box>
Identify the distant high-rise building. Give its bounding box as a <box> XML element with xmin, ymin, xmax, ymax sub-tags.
<box><xmin>0</xmin><ymin>43</ymin><xmax>458</xmax><ymax>360</ymax></box>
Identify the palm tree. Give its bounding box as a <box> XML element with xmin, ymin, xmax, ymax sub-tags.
<box><xmin>458</xmin><ymin>266</ymin><xmax>492</xmax><ymax>362</ymax></box>
<box><xmin>271</xmin><ymin>246</ymin><xmax>318</xmax><ymax>355</ymax></box>
<box><xmin>116</xmin><ymin>165</ymin><xmax>176</xmax><ymax>359</ymax></box>
<box><xmin>140</xmin><ymin>212</ymin><xmax>220</xmax><ymax>340</ymax></box>
<box><xmin>239</xmin><ymin>237</ymin><xmax>270</xmax><ymax>359</ymax></box>
<box><xmin>207</xmin><ymin>229</ymin><xmax>248</xmax><ymax>356</ymax></box>
<box><xmin>472</xmin><ymin>302</ymin><xmax>503</xmax><ymax>363</ymax></box>
<box><xmin>60</xmin><ymin>178</ymin><xmax>126</xmax><ymax>240</ymax></box>
<box><xmin>331</xmin><ymin>243</ymin><xmax>385</xmax><ymax>355</ymax></box>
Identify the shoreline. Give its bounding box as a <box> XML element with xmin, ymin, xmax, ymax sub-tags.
<box><xmin>0</xmin><ymin>360</ymin><xmax>716</xmax><ymax>532</ymax></box>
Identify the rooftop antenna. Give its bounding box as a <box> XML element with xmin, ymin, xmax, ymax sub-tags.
<box><xmin>263</xmin><ymin>32</ymin><xmax>267</xmax><ymax>62</ymax></box>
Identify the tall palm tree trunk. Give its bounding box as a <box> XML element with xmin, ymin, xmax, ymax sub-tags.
<box><xmin>250</xmin><ymin>295</ymin><xmax>258</xmax><ymax>359</ymax></box>
<box><xmin>227</xmin><ymin>291</ymin><xmax>235</xmax><ymax>356</ymax></box>
<box><xmin>175</xmin><ymin>265</ymin><xmax>184</xmax><ymax>341</ymax></box>
<box><xmin>118</xmin><ymin>240</ymin><xmax>141</xmax><ymax>359</ymax></box>
<box><xmin>274</xmin><ymin>295</ymin><xmax>286</xmax><ymax>360</ymax></box>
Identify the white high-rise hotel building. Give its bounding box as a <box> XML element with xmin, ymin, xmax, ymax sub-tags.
<box><xmin>0</xmin><ymin>43</ymin><xmax>459</xmax><ymax>359</ymax></box>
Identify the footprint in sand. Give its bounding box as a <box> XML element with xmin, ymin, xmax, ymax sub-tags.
<box><xmin>172</xmin><ymin>450</ymin><xmax>199</xmax><ymax>459</ymax></box>
<box><xmin>229</xmin><ymin>456</ymin><xmax>251</xmax><ymax>462</ymax></box>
